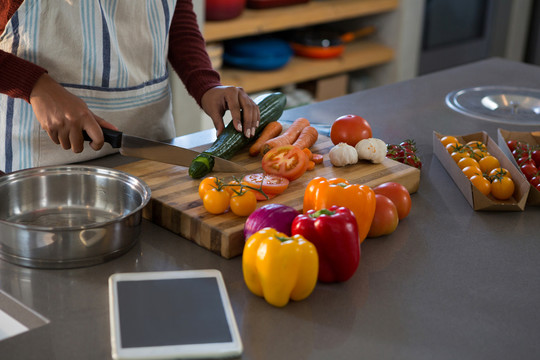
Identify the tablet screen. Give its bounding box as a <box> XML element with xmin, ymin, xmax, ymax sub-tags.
<box><xmin>116</xmin><ymin>277</ymin><xmax>232</xmax><ymax>348</ymax></box>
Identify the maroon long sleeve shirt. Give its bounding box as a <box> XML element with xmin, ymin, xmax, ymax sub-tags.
<box><xmin>0</xmin><ymin>0</ymin><xmax>221</xmax><ymax>105</ymax></box>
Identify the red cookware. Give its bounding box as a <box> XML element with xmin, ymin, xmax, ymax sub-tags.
<box><xmin>291</xmin><ymin>26</ymin><xmax>376</xmax><ymax>59</ymax></box>
<box><xmin>247</xmin><ymin>0</ymin><xmax>309</xmax><ymax>9</ymax></box>
<box><xmin>206</xmin><ymin>0</ymin><xmax>246</xmax><ymax>21</ymax></box>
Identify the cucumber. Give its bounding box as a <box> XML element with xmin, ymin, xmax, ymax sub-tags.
<box><xmin>189</xmin><ymin>92</ymin><xmax>287</xmax><ymax>179</ymax></box>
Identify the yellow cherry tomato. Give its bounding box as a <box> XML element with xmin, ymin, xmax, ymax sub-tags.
<box><xmin>457</xmin><ymin>157</ymin><xmax>480</xmax><ymax>170</ymax></box>
<box><xmin>491</xmin><ymin>176</ymin><xmax>515</xmax><ymax>200</ymax></box>
<box><xmin>489</xmin><ymin>167</ymin><xmax>512</xmax><ymax>179</ymax></box>
<box><xmin>198</xmin><ymin>176</ymin><xmax>221</xmax><ymax>199</ymax></box>
<box><xmin>470</xmin><ymin>148</ymin><xmax>488</xmax><ymax>161</ymax></box>
<box><xmin>446</xmin><ymin>142</ymin><xmax>461</xmax><ymax>154</ymax></box>
<box><xmin>465</xmin><ymin>140</ymin><xmax>487</xmax><ymax>152</ymax></box>
<box><xmin>230</xmin><ymin>190</ymin><xmax>257</xmax><ymax>216</ymax></box>
<box><xmin>203</xmin><ymin>188</ymin><xmax>230</xmax><ymax>214</ymax></box>
<box><xmin>451</xmin><ymin>151</ymin><xmax>470</xmax><ymax>163</ymax></box>
<box><xmin>441</xmin><ymin>135</ymin><xmax>459</xmax><ymax>147</ymax></box>
<box><xmin>478</xmin><ymin>155</ymin><xmax>501</xmax><ymax>174</ymax></box>
<box><xmin>462</xmin><ymin>166</ymin><xmax>483</xmax><ymax>179</ymax></box>
<box><xmin>470</xmin><ymin>175</ymin><xmax>491</xmax><ymax>196</ymax></box>
<box><xmin>224</xmin><ymin>180</ymin><xmax>242</xmax><ymax>196</ymax></box>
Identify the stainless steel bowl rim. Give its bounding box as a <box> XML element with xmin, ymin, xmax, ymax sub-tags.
<box><xmin>0</xmin><ymin>165</ymin><xmax>151</xmax><ymax>231</ymax></box>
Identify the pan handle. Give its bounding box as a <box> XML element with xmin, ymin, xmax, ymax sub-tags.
<box><xmin>82</xmin><ymin>127</ymin><xmax>123</xmax><ymax>148</ymax></box>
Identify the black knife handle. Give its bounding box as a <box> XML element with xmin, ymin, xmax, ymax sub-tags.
<box><xmin>82</xmin><ymin>127</ymin><xmax>123</xmax><ymax>148</ymax></box>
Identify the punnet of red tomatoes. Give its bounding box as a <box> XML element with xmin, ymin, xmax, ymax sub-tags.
<box><xmin>506</xmin><ymin>139</ymin><xmax>540</xmax><ymax>192</ymax></box>
<box><xmin>386</xmin><ymin>140</ymin><xmax>422</xmax><ymax>169</ymax></box>
<box><xmin>440</xmin><ymin>135</ymin><xmax>515</xmax><ymax>200</ymax></box>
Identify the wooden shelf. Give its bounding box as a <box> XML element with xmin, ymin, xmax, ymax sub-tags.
<box><xmin>204</xmin><ymin>0</ymin><xmax>399</xmax><ymax>42</ymax></box>
<box><xmin>218</xmin><ymin>41</ymin><xmax>394</xmax><ymax>93</ymax></box>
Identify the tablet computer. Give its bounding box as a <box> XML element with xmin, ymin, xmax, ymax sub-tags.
<box><xmin>108</xmin><ymin>270</ymin><xmax>242</xmax><ymax>360</ymax></box>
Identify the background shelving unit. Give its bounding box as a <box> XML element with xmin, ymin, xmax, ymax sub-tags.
<box><xmin>171</xmin><ymin>0</ymin><xmax>424</xmax><ymax>136</ymax></box>
<box><xmin>204</xmin><ymin>0</ymin><xmax>399</xmax><ymax>94</ymax></box>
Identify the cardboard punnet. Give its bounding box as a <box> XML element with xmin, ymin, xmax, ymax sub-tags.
<box><xmin>433</xmin><ymin>131</ymin><xmax>529</xmax><ymax>211</ymax></box>
<box><xmin>497</xmin><ymin>128</ymin><xmax>540</xmax><ymax>205</ymax></box>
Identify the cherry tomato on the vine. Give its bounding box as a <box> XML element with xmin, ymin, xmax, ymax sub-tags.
<box><xmin>470</xmin><ymin>175</ymin><xmax>491</xmax><ymax>196</ymax></box>
<box><xmin>490</xmin><ymin>176</ymin><xmax>515</xmax><ymax>200</ymax></box>
<box><xmin>489</xmin><ymin>167</ymin><xmax>512</xmax><ymax>179</ymax></box>
<box><xmin>462</xmin><ymin>166</ymin><xmax>483</xmax><ymax>179</ymax></box>
<box><xmin>478</xmin><ymin>155</ymin><xmax>500</xmax><ymax>174</ymax></box>
<box><xmin>229</xmin><ymin>190</ymin><xmax>257</xmax><ymax>216</ymax></box>
<box><xmin>457</xmin><ymin>157</ymin><xmax>480</xmax><ymax>170</ymax></box>
<box><xmin>203</xmin><ymin>188</ymin><xmax>230</xmax><ymax>214</ymax></box>
<box><xmin>440</xmin><ymin>136</ymin><xmax>459</xmax><ymax>147</ymax></box>
<box><xmin>199</xmin><ymin>177</ymin><xmax>221</xmax><ymax>199</ymax></box>
<box><xmin>520</xmin><ymin>163</ymin><xmax>538</xmax><ymax>180</ymax></box>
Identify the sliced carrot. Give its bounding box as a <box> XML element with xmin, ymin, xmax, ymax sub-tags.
<box><xmin>261</xmin><ymin>117</ymin><xmax>310</xmax><ymax>154</ymax></box>
<box><xmin>307</xmin><ymin>160</ymin><xmax>315</xmax><ymax>171</ymax></box>
<box><xmin>292</xmin><ymin>126</ymin><xmax>318</xmax><ymax>150</ymax></box>
<box><xmin>312</xmin><ymin>153</ymin><xmax>324</xmax><ymax>164</ymax></box>
<box><xmin>249</xmin><ymin>121</ymin><xmax>283</xmax><ymax>156</ymax></box>
<box><xmin>302</xmin><ymin>147</ymin><xmax>313</xmax><ymax>160</ymax></box>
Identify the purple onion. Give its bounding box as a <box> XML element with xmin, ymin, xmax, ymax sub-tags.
<box><xmin>244</xmin><ymin>204</ymin><xmax>300</xmax><ymax>240</ymax></box>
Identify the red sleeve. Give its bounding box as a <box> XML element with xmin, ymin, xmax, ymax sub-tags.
<box><xmin>0</xmin><ymin>0</ymin><xmax>47</xmax><ymax>103</ymax></box>
<box><xmin>168</xmin><ymin>0</ymin><xmax>222</xmax><ymax>106</ymax></box>
<box><xmin>0</xmin><ymin>50</ymin><xmax>47</xmax><ymax>102</ymax></box>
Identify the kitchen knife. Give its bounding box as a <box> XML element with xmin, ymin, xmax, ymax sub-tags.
<box><xmin>83</xmin><ymin>128</ymin><xmax>247</xmax><ymax>173</ymax></box>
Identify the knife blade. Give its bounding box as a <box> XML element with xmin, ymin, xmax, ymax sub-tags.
<box><xmin>83</xmin><ymin>128</ymin><xmax>247</xmax><ymax>173</ymax></box>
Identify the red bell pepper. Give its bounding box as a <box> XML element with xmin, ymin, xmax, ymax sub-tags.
<box><xmin>291</xmin><ymin>205</ymin><xmax>360</xmax><ymax>283</ymax></box>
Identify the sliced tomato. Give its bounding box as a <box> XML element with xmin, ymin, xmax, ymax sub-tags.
<box><xmin>261</xmin><ymin>145</ymin><xmax>309</xmax><ymax>181</ymax></box>
<box><xmin>242</xmin><ymin>173</ymin><xmax>289</xmax><ymax>195</ymax></box>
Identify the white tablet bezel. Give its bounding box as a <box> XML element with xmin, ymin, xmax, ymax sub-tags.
<box><xmin>108</xmin><ymin>269</ymin><xmax>243</xmax><ymax>360</ymax></box>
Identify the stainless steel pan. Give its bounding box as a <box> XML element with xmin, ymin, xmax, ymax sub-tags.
<box><xmin>0</xmin><ymin>165</ymin><xmax>151</xmax><ymax>269</ymax></box>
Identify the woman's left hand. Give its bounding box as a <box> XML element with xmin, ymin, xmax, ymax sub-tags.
<box><xmin>201</xmin><ymin>86</ymin><xmax>260</xmax><ymax>138</ymax></box>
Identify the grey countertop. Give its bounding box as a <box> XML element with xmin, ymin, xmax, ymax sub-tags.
<box><xmin>1</xmin><ymin>58</ymin><xmax>540</xmax><ymax>360</ymax></box>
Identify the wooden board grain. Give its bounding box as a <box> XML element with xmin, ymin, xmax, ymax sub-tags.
<box><xmin>116</xmin><ymin>135</ymin><xmax>420</xmax><ymax>258</ymax></box>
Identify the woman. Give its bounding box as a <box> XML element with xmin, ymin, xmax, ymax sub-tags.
<box><xmin>0</xmin><ymin>0</ymin><xmax>259</xmax><ymax>172</ymax></box>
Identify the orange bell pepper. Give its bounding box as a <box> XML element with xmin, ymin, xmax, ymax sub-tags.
<box><xmin>303</xmin><ymin>177</ymin><xmax>376</xmax><ymax>243</ymax></box>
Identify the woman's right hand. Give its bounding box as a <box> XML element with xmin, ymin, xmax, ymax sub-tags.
<box><xmin>29</xmin><ymin>73</ymin><xmax>118</xmax><ymax>153</ymax></box>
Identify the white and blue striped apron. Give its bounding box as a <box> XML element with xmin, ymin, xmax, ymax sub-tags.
<box><xmin>0</xmin><ymin>0</ymin><xmax>177</xmax><ymax>172</ymax></box>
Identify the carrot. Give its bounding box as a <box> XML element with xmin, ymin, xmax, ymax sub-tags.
<box><xmin>307</xmin><ymin>160</ymin><xmax>315</xmax><ymax>171</ymax></box>
<box><xmin>261</xmin><ymin>117</ymin><xmax>310</xmax><ymax>154</ymax></box>
<box><xmin>292</xmin><ymin>126</ymin><xmax>319</xmax><ymax>150</ymax></box>
<box><xmin>302</xmin><ymin>147</ymin><xmax>313</xmax><ymax>160</ymax></box>
<box><xmin>249</xmin><ymin>121</ymin><xmax>283</xmax><ymax>156</ymax></box>
<box><xmin>312</xmin><ymin>153</ymin><xmax>324</xmax><ymax>164</ymax></box>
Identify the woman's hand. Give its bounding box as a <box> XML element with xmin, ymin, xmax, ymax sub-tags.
<box><xmin>29</xmin><ymin>73</ymin><xmax>118</xmax><ymax>153</ymax></box>
<box><xmin>201</xmin><ymin>86</ymin><xmax>260</xmax><ymax>138</ymax></box>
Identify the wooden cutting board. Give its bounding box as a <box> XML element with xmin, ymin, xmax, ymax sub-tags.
<box><xmin>116</xmin><ymin>135</ymin><xmax>420</xmax><ymax>259</ymax></box>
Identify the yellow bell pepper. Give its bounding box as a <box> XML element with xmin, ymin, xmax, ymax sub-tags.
<box><xmin>242</xmin><ymin>227</ymin><xmax>318</xmax><ymax>307</ymax></box>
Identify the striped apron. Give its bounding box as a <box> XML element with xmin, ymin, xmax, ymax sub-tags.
<box><xmin>0</xmin><ymin>0</ymin><xmax>177</xmax><ymax>172</ymax></box>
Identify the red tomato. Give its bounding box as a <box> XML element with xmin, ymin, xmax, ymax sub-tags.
<box><xmin>531</xmin><ymin>149</ymin><xmax>540</xmax><ymax>168</ymax></box>
<box><xmin>261</xmin><ymin>145</ymin><xmax>309</xmax><ymax>181</ymax></box>
<box><xmin>242</xmin><ymin>173</ymin><xmax>289</xmax><ymax>195</ymax></box>
<box><xmin>330</xmin><ymin>114</ymin><xmax>372</xmax><ymax>146</ymax></box>
<box><xmin>517</xmin><ymin>155</ymin><xmax>535</xmax><ymax>166</ymax></box>
<box><xmin>530</xmin><ymin>175</ymin><xmax>540</xmax><ymax>188</ymax></box>
<box><xmin>373</xmin><ymin>182</ymin><xmax>412</xmax><ymax>220</ymax></box>
<box><xmin>367</xmin><ymin>194</ymin><xmax>399</xmax><ymax>238</ymax></box>
<box><xmin>521</xmin><ymin>163</ymin><xmax>538</xmax><ymax>180</ymax></box>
